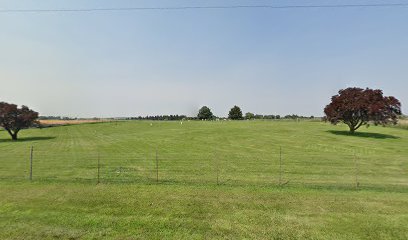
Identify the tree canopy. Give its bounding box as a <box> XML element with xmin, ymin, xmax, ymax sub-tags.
<box><xmin>228</xmin><ymin>106</ymin><xmax>243</xmax><ymax>120</ymax></box>
<box><xmin>245</xmin><ymin>112</ymin><xmax>255</xmax><ymax>120</ymax></box>
<box><xmin>0</xmin><ymin>102</ymin><xmax>39</xmax><ymax>140</ymax></box>
<box><xmin>197</xmin><ymin>106</ymin><xmax>214</xmax><ymax>120</ymax></box>
<box><xmin>324</xmin><ymin>88</ymin><xmax>401</xmax><ymax>133</ymax></box>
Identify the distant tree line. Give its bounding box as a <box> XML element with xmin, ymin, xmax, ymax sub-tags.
<box><xmin>39</xmin><ymin>110</ymin><xmax>316</xmax><ymax>123</ymax></box>
<box><xmin>247</xmin><ymin>114</ymin><xmax>315</xmax><ymax>120</ymax></box>
<box><xmin>398</xmin><ymin>115</ymin><xmax>407</xmax><ymax>120</ymax></box>
<box><xmin>39</xmin><ymin>116</ymin><xmax>78</xmax><ymax>120</ymax></box>
<box><xmin>197</xmin><ymin>105</ymin><xmax>315</xmax><ymax>120</ymax></box>
<box><xmin>127</xmin><ymin>115</ymin><xmax>187</xmax><ymax>121</ymax></box>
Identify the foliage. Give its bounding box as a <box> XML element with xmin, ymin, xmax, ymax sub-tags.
<box><xmin>245</xmin><ymin>112</ymin><xmax>255</xmax><ymax>120</ymax></box>
<box><xmin>228</xmin><ymin>105</ymin><xmax>243</xmax><ymax>120</ymax></box>
<box><xmin>324</xmin><ymin>87</ymin><xmax>401</xmax><ymax>133</ymax></box>
<box><xmin>250</xmin><ymin>114</ymin><xmax>315</xmax><ymax>120</ymax></box>
<box><xmin>0</xmin><ymin>102</ymin><xmax>39</xmax><ymax>140</ymax></box>
<box><xmin>128</xmin><ymin>115</ymin><xmax>187</xmax><ymax>121</ymax></box>
<box><xmin>39</xmin><ymin>116</ymin><xmax>78</xmax><ymax>120</ymax></box>
<box><xmin>197</xmin><ymin>106</ymin><xmax>214</xmax><ymax>120</ymax></box>
<box><xmin>253</xmin><ymin>114</ymin><xmax>281</xmax><ymax>119</ymax></box>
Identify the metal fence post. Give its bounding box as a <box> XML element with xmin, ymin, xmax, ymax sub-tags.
<box><xmin>156</xmin><ymin>147</ymin><xmax>159</xmax><ymax>183</ymax></box>
<box><xmin>29</xmin><ymin>146</ymin><xmax>33</xmax><ymax>181</ymax></box>
<box><xmin>97</xmin><ymin>153</ymin><xmax>100</xmax><ymax>184</ymax></box>
<box><xmin>354</xmin><ymin>151</ymin><xmax>359</xmax><ymax>190</ymax></box>
<box><xmin>279</xmin><ymin>146</ymin><xmax>282</xmax><ymax>186</ymax></box>
<box><xmin>214</xmin><ymin>149</ymin><xmax>219</xmax><ymax>185</ymax></box>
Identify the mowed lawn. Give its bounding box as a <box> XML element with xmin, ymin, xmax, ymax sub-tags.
<box><xmin>0</xmin><ymin>120</ymin><xmax>407</xmax><ymax>239</ymax></box>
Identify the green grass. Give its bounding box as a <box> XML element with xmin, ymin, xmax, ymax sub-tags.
<box><xmin>1</xmin><ymin>120</ymin><xmax>407</xmax><ymax>239</ymax></box>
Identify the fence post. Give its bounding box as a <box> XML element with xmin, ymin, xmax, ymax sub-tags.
<box><xmin>156</xmin><ymin>147</ymin><xmax>159</xmax><ymax>183</ymax></box>
<box><xmin>97</xmin><ymin>153</ymin><xmax>100</xmax><ymax>184</ymax></box>
<box><xmin>354</xmin><ymin>151</ymin><xmax>359</xmax><ymax>190</ymax></box>
<box><xmin>29</xmin><ymin>146</ymin><xmax>33</xmax><ymax>181</ymax></box>
<box><xmin>279</xmin><ymin>146</ymin><xmax>282</xmax><ymax>186</ymax></box>
<box><xmin>214</xmin><ymin>149</ymin><xmax>219</xmax><ymax>185</ymax></box>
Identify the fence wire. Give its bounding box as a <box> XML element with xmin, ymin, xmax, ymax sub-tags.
<box><xmin>0</xmin><ymin>147</ymin><xmax>407</xmax><ymax>190</ymax></box>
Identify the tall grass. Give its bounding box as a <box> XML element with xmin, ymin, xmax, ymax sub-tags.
<box><xmin>394</xmin><ymin>119</ymin><xmax>408</xmax><ymax>130</ymax></box>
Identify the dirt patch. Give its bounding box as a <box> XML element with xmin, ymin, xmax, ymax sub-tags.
<box><xmin>39</xmin><ymin>119</ymin><xmax>110</xmax><ymax>126</ymax></box>
<box><xmin>399</xmin><ymin>119</ymin><xmax>408</xmax><ymax>125</ymax></box>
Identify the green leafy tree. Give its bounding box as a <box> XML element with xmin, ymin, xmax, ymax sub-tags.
<box><xmin>228</xmin><ymin>106</ymin><xmax>243</xmax><ymax>120</ymax></box>
<box><xmin>0</xmin><ymin>102</ymin><xmax>39</xmax><ymax>140</ymax></box>
<box><xmin>245</xmin><ymin>112</ymin><xmax>255</xmax><ymax>120</ymax></box>
<box><xmin>324</xmin><ymin>87</ymin><xmax>401</xmax><ymax>133</ymax></box>
<box><xmin>197</xmin><ymin>106</ymin><xmax>214</xmax><ymax>120</ymax></box>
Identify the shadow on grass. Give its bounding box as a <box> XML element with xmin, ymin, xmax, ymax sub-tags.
<box><xmin>0</xmin><ymin>136</ymin><xmax>56</xmax><ymax>143</ymax></box>
<box><xmin>327</xmin><ymin>130</ymin><xmax>399</xmax><ymax>139</ymax></box>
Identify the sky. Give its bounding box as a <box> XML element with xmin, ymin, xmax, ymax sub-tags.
<box><xmin>0</xmin><ymin>0</ymin><xmax>407</xmax><ymax>118</ymax></box>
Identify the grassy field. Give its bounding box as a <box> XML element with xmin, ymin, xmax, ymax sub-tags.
<box><xmin>1</xmin><ymin>120</ymin><xmax>407</xmax><ymax>239</ymax></box>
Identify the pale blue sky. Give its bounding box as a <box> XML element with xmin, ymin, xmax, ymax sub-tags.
<box><xmin>0</xmin><ymin>0</ymin><xmax>407</xmax><ymax>117</ymax></box>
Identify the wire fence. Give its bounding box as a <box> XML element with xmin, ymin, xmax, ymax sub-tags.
<box><xmin>0</xmin><ymin>146</ymin><xmax>407</xmax><ymax>190</ymax></box>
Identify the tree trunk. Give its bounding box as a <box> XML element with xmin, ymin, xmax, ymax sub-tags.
<box><xmin>347</xmin><ymin>120</ymin><xmax>363</xmax><ymax>134</ymax></box>
<box><xmin>6</xmin><ymin>129</ymin><xmax>18</xmax><ymax>140</ymax></box>
<box><xmin>11</xmin><ymin>133</ymin><xmax>18</xmax><ymax>140</ymax></box>
<box><xmin>346</xmin><ymin>122</ymin><xmax>356</xmax><ymax>134</ymax></box>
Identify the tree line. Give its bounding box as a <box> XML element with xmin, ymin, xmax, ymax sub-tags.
<box><xmin>38</xmin><ymin>116</ymin><xmax>79</xmax><ymax>120</ymax></box>
<box><xmin>197</xmin><ymin>105</ymin><xmax>315</xmax><ymax>120</ymax></box>
<box><xmin>126</xmin><ymin>115</ymin><xmax>187</xmax><ymax>121</ymax></box>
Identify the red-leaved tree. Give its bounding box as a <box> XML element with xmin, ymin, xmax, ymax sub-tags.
<box><xmin>324</xmin><ymin>88</ymin><xmax>401</xmax><ymax>133</ymax></box>
<box><xmin>0</xmin><ymin>102</ymin><xmax>39</xmax><ymax>140</ymax></box>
